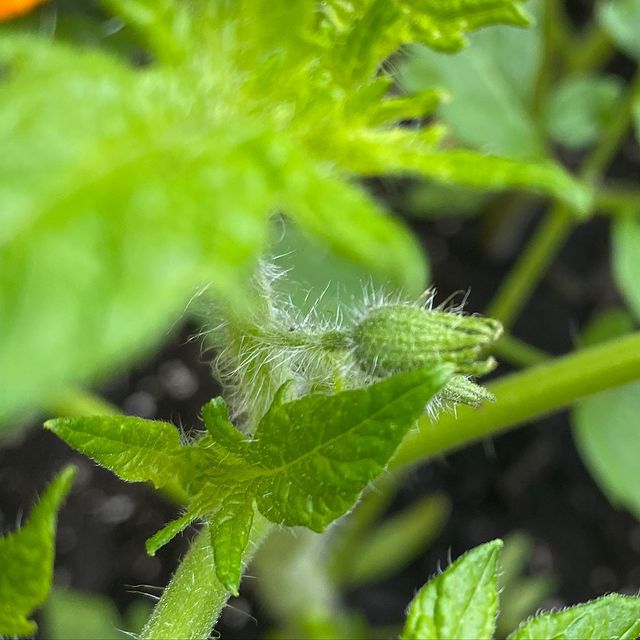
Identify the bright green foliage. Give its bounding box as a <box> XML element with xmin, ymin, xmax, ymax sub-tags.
<box><xmin>42</xmin><ymin>415</ymin><xmax>196</xmax><ymax>488</ymax></box>
<box><xmin>613</xmin><ymin>216</ymin><xmax>640</xmax><ymax>320</ymax></box>
<box><xmin>325</xmin><ymin>0</ymin><xmax>532</xmax><ymax>56</ymax></box>
<box><xmin>402</xmin><ymin>540</ymin><xmax>640</xmax><ymax>640</ymax></box>
<box><xmin>401</xmin><ymin>539</ymin><xmax>502</xmax><ymax>640</ymax></box>
<box><xmin>598</xmin><ymin>0</ymin><xmax>640</xmax><ymax>61</ymax></box>
<box><xmin>0</xmin><ymin>467</ymin><xmax>75</xmax><ymax>638</ymax></box>
<box><xmin>544</xmin><ymin>74</ymin><xmax>624</xmax><ymax>148</ymax></box>
<box><xmin>507</xmin><ymin>594</ymin><xmax>640</xmax><ymax>640</ymax></box>
<box><xmin>401</xmin><ymin>2</ymin><xmax>543</xmax><ymax>161</ymax></box>
<box><xmin>47</xmin><ymin>367</ymin><xmax>449</xmax><ymax>594</ymax></box>
<box><xmin>0</xmin><ymin>0</ymin><xmax>593</xmax><ymax>428</ymax></box>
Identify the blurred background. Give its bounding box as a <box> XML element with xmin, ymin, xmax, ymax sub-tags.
<box><xmin>1</xmin><ymin>0</ymin><xmax>640</xmax><ymax>638</ymax></box>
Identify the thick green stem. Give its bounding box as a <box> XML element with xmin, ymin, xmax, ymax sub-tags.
<box><xmin>141</xmin><ymin>516</ymin><xmax>272</xmax><ymax>640</ymax></box>
<box><xmin>391</xmin><ymin>331</ymin><xmax>640</xmax><ymax>468</ymax></box>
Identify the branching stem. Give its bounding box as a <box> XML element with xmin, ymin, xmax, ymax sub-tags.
<box><xmin>486</xmin><ymin>72</ymin><xmax>640</xmax><ymax>330</ymax></box>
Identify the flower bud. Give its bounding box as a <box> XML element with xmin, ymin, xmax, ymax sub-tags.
<box><xmin>349</xmin><ymin>304</ymin><xmax>502</xmax><ymax>378</ymax></box>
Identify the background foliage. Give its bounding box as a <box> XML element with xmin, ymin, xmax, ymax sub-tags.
<box><xmin>1</xmin><ymin>0</ymin><xmax>640</xmax><ymax>638</ymax></box>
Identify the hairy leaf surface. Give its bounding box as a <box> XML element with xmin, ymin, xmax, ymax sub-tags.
<box><xmin>0</xmin><ymin>467</ymin><xmax>75</xmax><ymax>637</ymax></box>
<box><xmin>507</xmin><ymin>594</ymin><xmax>640</xmax><ymax>640</ymax></box>
<box><xmin>401</xmin><ymin>539</ymin><xmax>502</xmax><ymax>640</ymax></box>
<box><xmin>47</xmin><ymin>367</ymin><xmax>449</xmax><ymax>593</ymax></box>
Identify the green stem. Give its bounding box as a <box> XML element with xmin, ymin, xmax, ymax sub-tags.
<box><xmin>580</xmin><ymin>74</ymin><xmax>640</xmax><ymax>183</ymax></box>
<box><xmin>141</xmin><ymin>516</ymin><xmax>272</xmax><ymax>640</ymax></box>
<box><xmin>492</xmin><ymin>333</ymin><xmax>549</xmax><ymax>368</ymax></box>
<box><xmin>486</xmin><ymin>72</ymin><xmax>640</xmax><ymax>330</ymax></box>
<box><xmin>485</xmin><ymin>203</ymin><xmax>573</xmax><ymax>327</ymax></box>
<box><xmin>596</xmin><ymin>186</ymin><xmax>640</xmax><ymax>216</ymax></box>
<box><xmin>391</xmin><ymin>331</ymin><xmax>640</xmax><ymax>468</ymax></box>
<box><xmin>566</xmin><ymin>25</ymin><xmax>615</xmax><ymax>74</ymax></box>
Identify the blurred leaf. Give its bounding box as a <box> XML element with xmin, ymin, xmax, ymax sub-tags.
<box><xmin>339</xmin><ymin>493</ymin><xmax>450</xmax><ymax>587</ymax></box>
<box><xmin>573</xmin><ymin>308</ymin><xmax>639</xmax><ymax>519</ymax></box>
<box><xmin>46</xmin><ymin>589</ymin><xmax>153</xmax><ymax>640</ymax></box>
<box><xmin>573</xmin><ymin>378</ymin><xmax>640</xmax><ymax>519</ymax></box>
<box><xmin>0</xmin><ymin>36</ymin><xmax>275</xmax><ymax>428</ymax></box>
<box><xmin>0</xmin><ymin>0</ymin><xmax>581</xmax><ymax>434</ymax></box>
<box><xmin>598</xmin><ymin>0</ymin><xmax>640</xmax><ymax>61</ymax></box>
<box><xmin>388</xmin><ymin>148</ymin><xmax>591</xmax><ymax>214</ymax></box>
<box><xmin>403</xmin><ymin>182</ymin><xmax>492</xmax><ymax>218</ymax></box>
<box><xmin>254</xmin><ymin>528</ymin><xmax>339</xmax><ymax>628</ymax></box>
<box><xmin>400</xmin><ymin>1</ymin><xmax>542</xmax><ymax>160</ymax></box>
<box><xmin>496</xmin><ymin>532</ymin><xmax>555</xmax><ymax>638</ymax></box>
<box><xmin>401</xmin><ymin>540</ymin><xmax>502</xmax><ymax>640</ymax></box>
<box><xmin>0</xmin><ymin>467</ymin><xmax>75</xmax><ymax>638</ymax></box>
<box><xmin>580</xmin><ymin>308</ymin><xmax>635</xmax><ymax>347</ymax></box>
<box><xmin>498</xmin><ymin>531</ymin><xmax>533</xmax><ymax>589</ymax></box>
<box><xmin>544</xmin><ymin>74</ymin><xmax>624</xmax><ymax>148</ymax></box>
<box><xmin>613</xmin><ymin>215</ymin><xmax>640</xmax><ymax>321</ymax></box>
<box><xmin>271</xmin><ymin>222</ymin><xmax>416</xmax><ymax>316</ymax></box>
<box><xmin>499</xmin><ymin>576</ymin><xmax>556</xmax><ymax>638</ymax></box>
<box><xmin>323</xmin><ymin>0</ymin><xmax>531</xmax><ymax>63</ymax></box>
<box><xmin>507</xmin><ymin>594</ymin><xmax>640</xmax><ymax>640</ymax></box>
<box><xmin>46</xmin><ymin>589</ymin><xmax>123</xmax><ymax>640</ymax></box>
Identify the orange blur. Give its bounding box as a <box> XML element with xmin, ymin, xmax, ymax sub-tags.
<box><xmin>0</xmin><ymin>0</ymin><xmax>47</xmax><ymax>20</ymax></box>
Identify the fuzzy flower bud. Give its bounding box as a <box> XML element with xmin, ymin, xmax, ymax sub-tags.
<box><xmin>349</xmin><ymin>304</ymin><xmax>502</xmax><ymax>378</ymax></box>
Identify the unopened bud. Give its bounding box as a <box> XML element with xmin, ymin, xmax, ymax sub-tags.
<box><xmin>350</xmin><ymin>304</ymin><xmax>502</xmax><ymax>378</ymax></box>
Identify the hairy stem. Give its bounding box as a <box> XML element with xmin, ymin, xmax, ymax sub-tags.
<box><xmin>391</xmin><ymin>331</ymin><xmax>640</xmax><ymax>468</ymax></box>
<box><xmin>140</xmin><ymin>516</ymin><xmax>272</xmax><ymax>640</ymax></box>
